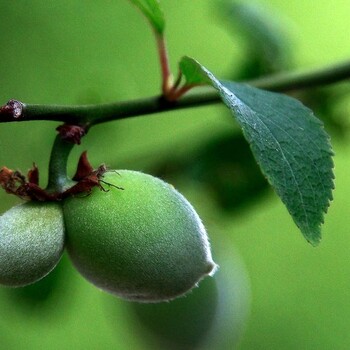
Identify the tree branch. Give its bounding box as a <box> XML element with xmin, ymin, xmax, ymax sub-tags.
<box><xmin>249</xmin><ymin>59</ymin><xmax>350</xmax><ymax>91</ymax></box>
<box><xmin>1</xmin><ymin>59</ymin><xmax>350</xmax><ymax>126</ymax></box>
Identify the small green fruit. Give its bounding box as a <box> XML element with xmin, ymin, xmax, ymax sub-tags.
<box><xmin>0</xmin><ymin>202</ymin><xmax>65</xmax><ymax>287</ymax></box>
<box><xmin>63</xmin><ymin>170</ymin><xmax>216</xmax><ymax>302</ymax></box>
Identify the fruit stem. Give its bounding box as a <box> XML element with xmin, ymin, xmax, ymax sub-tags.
<box><xmin>46</xmin><ymin>135</ymin><xmax>75</xmax><ymax>193</ymax></box>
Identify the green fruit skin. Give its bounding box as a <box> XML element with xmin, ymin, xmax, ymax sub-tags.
<box><xmin>0</xmin><ymin>202</ymin><xmax>65</xmax><ymax>287</ymax></box>
<box><xmin>64</xmin><ymin>170</ymin><xmax>217</xmax><ymax>302</ymax></box>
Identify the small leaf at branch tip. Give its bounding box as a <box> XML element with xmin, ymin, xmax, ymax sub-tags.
<box><xmin>129</xmin><ymin>0</ymin><xmax>165</xmax><ymax>34</ymax></box>
<box><xmin>179</xmin><ymin>56</ymin><xmax>212</xmax><ymax>85</ymax></box>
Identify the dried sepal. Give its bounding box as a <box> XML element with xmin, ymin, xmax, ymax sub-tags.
<box><xmin>72</xmin><ymin>151</ymin><xmax>94</xmax><ymax>181</ymax></box>
<box><xmin>56</xmin><ymin>124</ymin><xmax>86</xmax><ymax>145</ymax></box>
<box><xmin>0</xmin><ymin>152</ymin><xmax>120</xmax><ymax>202</ymax></box>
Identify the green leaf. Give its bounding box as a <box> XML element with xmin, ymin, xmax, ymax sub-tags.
<box><xmin>129</xmin><ymin>0</ymin><xmax>165</xmax><ymax>34</ymax></box>
<box><xmin>181</xmin><ymin>57</ymin><xmax>334</xmax><ymax>245</ymax></box>
<box><xmin>179</xmin><ymin>57</ymin><xmax>212</xmax><ymax>85</ymax></box>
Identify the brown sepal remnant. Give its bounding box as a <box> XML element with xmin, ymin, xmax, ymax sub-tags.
<box><xmin>0</xmin><ymin>152</ymin><xmax>122</xmax><ymax>202</ymax></box>
<box><xmin>56</xmin><ymin>124</ymin><xmax>86</xmax><ymax>145</ymax></box>
<box><xmin>65</xmin><ymin>151</ymin><xmax>123</xmax><ymax>197</ymax></box>
<box><xmin>0</xmin><ymin>164</ymin><xmax>56</xmax><ymax>201</ymax></box>
<box><xmin>27</xmin><ymin>163</ymin><xmax>39</xmax><ymax>185</ymax></box>
<box><xmin>0</xmin><ymin>166</ymin><xmax>25</xmax><ymax>194</ymax></box>
<box><xmin>72</xmin><ymin>151</ymin><xmax>94</xmax><ymax>181</ymax></box>
<box><xmin>0</xmin><ymin>100</ymin><xmax>23</xmax><ymax>121</ymax></box>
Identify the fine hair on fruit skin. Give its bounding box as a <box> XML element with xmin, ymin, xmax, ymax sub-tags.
<box><xmin>0</xmin><ymin>202</ymin><xmax>65</xmax><ymax>287</ymax></box>
<box><xmin>63</xmin><ymin>170</ymin><xmax>217</xmax><ymax>303</ymax></box>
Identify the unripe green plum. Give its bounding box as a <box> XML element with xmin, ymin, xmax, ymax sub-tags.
<box><xmin>63</xmin><ymin>170</ymin><xmax>217</xmax><ymax>302</ymax></box>
<box><xmin>0</xmin><ymin>202</ymin><xmax>65</xmax><ymax>287</ymax></box>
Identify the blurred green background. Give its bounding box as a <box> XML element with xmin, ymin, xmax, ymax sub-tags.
<box><xmin>1</xmin><ymin>1</ymin><xmax>350</xmax><ymax>349</ymax></box>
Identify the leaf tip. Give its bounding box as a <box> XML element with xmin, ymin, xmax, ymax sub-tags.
<box><xmin>301</xmin><ymin>226</ymin><xmax>322</xmax><ymax>247</ymax></box>
<box><xmin>129</xmin><ymin>0</ymin><xmax>165</xmax><ymax>34</ymax></box>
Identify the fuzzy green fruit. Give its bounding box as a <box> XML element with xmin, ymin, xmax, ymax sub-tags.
<box><xmin>63</xmin><ymin>170</ymin><xmax>217</xmax><ymax>302</ymax></box>
<box><xmin>0</xmin><ymin>202</ymin><xmax>65</xmax><ymax>287</ymax></box>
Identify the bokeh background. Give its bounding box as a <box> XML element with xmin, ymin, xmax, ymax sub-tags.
<box><xmin>1</xmin><ymin>1</ymin><xmax>350</xmax><ymax>349</ymax></box>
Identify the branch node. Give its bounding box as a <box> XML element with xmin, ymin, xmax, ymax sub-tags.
<box><xmin>0</xmin><ymin>99</ymin><xmax>24</xmax><ymax>121</ymax></box>
<box><xmin>56</xmin><ymin>124</ymin><xmax>87</xmax><ymax>145</ymax></box>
